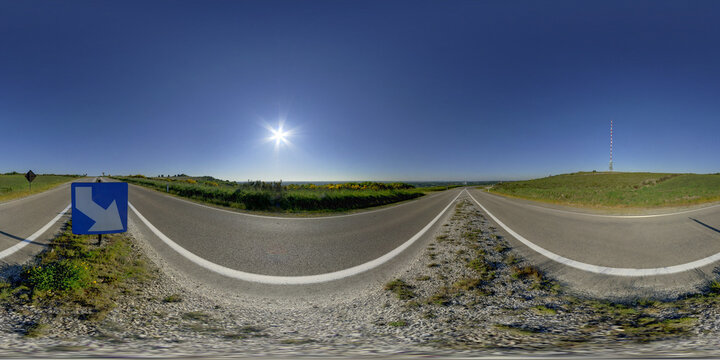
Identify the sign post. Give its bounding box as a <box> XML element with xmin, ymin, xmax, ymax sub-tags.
<box><xmin>25</xmin><ymin>170</ymin><xmax>36</xmax><ymax>192</ymax></box>
<box><xmin>71</xmin><ymin>182</ymin><xmax>128</xmax><ymax>245</ymax></box>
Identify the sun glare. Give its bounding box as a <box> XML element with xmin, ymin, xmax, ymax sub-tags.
<box><xmin>265</xmin><ymin>122</ymin><xmax>293</xmax><ymax>150</ymax></box>
<box><xmin>270</xmin><ymin>127</ymin><xmax>288</xmax><ymax>145</ymax></box>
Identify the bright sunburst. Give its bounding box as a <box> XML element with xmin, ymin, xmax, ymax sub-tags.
<box><xmin>264</xmin><ymin>121</ymin><xmax>294</xmax><ymax>151</ymax></box>
<box><xmin>270</xmin><ymin>126</ymin><xmax>289</xmax><ymax>145</ymax></box>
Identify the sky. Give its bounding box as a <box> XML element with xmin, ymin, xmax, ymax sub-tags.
<box><xmin>1</xmin><ymin>0</ymin><xmax>719</xmax><ymax>181</ymax></box>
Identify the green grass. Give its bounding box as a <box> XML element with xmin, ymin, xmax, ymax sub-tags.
<box><xmin>384</xmin><ymin>279</ymin><xmax>416</xmax><ymax>300</ymax></box>
<box><xmin>162</xmin><ymin>294</ymin><xmax>183</xmax><ymax>303</ymax></box>
<box><xmin>0</xmin><ymin>174</ymin><xmax>80</xmax><ymax>202</ymax></box>
<box><xmin>489</xmin><ymin>171</ymin><xmax>720</xmax><ymax>208</ymax></box>
<box><xmin>112</xmin><ymin>175</ymin><xmax>435</xmax><ymax>213</ymax></box>
<box><xmin>2</xmin><ymin>220</ymin><xmax>152</xmax><ymax>325</ymax></box>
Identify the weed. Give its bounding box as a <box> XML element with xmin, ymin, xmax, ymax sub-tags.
<box><xmin>281</xmin><ymin>338</ymin><xmax>316</xmax><ymax>344</ymax></box>
<box><xmin>24</xmin><ymin>322</ymin><xmax>48</xmax><ymax>338</ymax></box>
<box><xmin>494</xmin><ymin>323</ymin><xmax>541</xmax><ymax>335</ymax></box>
<box><xmin>384</xmin><ymin>279</ymin><xmax>416</xmax><ymax>300</ymax></box>
<box><xmin>182</xmin><ymin>311</ymin><xmax>209</xmax><ymax>321</ymax></box>
<box><xmin>452</xmin><ymin>278</ymin><xmax>482</xmax><ymax>291</ymax></box>
<box><xmin>511</xmin><ymin>265</ymin><xmax>548</xmax><ymax>289</ymax></box>
<box><xmin>163</xmin><ymin>294</ymin><xmax>183</xmax><ymax>303</ymax></box>
<box><xmin>622</xmin><ymin>317</ymin><xmax>697</xmax><ymax>341</ymax></box>
<box><xmin>494</xmin><ymin>243</ymin><xmax>509</xmax><ymax>253</ymax></box>
<box><xmin>388</xmin><ymin>320</ymin><xmax>407</xmax><ymax>327</ymax></box>
<box><xmin>467</xmin><ymin>257</ymin><xmax>496</xmax><ymax>282</ymax></box>
<box><xmin>426</xmin><ymin>287</ymin><xmax>452</xmax><ymax>306</ymax></box>
<box><xmin>532</xmin><ymin>305</ymin><xmax>557</xmax><ymax>315</ymax></box>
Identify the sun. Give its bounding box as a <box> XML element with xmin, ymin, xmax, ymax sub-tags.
<box><xmin>270</xmin><ymin>126</ymin><xmax>289</xmax><ymax>145</ymax></box>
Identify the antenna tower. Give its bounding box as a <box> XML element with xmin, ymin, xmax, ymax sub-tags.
<box><xmin>609</xmin><ymin>119</ymin><xmax>614</xmax><ymax>172</ymax></box>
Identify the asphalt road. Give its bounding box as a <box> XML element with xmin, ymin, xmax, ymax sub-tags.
<box><xmin>126</xmin><ymin>184</ymin><xmax>463</xmax><ymax>277</ymax></box>
<box><xmin>467</xmin><ymin>188</ymin><xmax>720</xmax><ymax>299</ymax></box>
<box><xmin>7</xmin><ymin>179</ymin><xmax>720</xmax><ymax>298</ymax></box>
<box><xmin>0</xmin><ymin>178</ymin><xmax>92</xmax><ymax>267</ymax></box>
<box><xmin>467</xmin><ymin>188</ymin><xmax>720</xmax><ymax>269</ymax></box>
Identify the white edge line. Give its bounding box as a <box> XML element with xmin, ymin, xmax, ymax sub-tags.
<box><xmin>0</xmin><ymin>204</ymin><xmax>71</xmax><ymax>260</ymax></box>
<box><xmin>128</xmin><ymin>191</ymin><xmax>462</xmax><ymax>285</ymax></box>
<box><xmin>126</xmin><ymin>182</ymin><xmax>450</xmax><ymax>220</ymax></box>
<box><xmin>482</xmin><ymin>188</ymin><xmax>720</xmax><ymax>219</ymax></box>
<box><xmin>466</xmin><ymin>189</ymin><xmax>720</xmax><ymax>277</ymax></box>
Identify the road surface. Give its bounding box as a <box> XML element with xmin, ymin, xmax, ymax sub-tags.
<box><xmin>6</xmin><ymin>179</ymin><xmax>720</xmax><ymax>299</ymax></box>
<box><xmin>0</xmin><ymin>179</ymin><xmax>91</xmax><ymax>267</ymax></box>
<box><xmin>467</xmin><ymin>188</ymin><xmax>720</xmax><ymax>299</ymax></box>
<box><xmin>125</xmin><ymin>183</ymin><xmax>462</xmax><ymax>282</ymax></box>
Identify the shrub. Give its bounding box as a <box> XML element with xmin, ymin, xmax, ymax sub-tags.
<box><xmin>25</xmin><ymin>259</ymin><xmax>90</xmax><ymax>292</ymax></box>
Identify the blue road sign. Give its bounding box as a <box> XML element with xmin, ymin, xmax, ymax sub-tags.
<box><xmin>71</xmin><ymin>182</ymin><xmax>128</xmax><ymax>235</ymax></box>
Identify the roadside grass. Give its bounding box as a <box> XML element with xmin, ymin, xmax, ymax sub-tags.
<box><xmin>0</xmin><ymin>174</ymin><xmax>80</xmax><ymax>202</ymax></box>
<box><xmin>388</xmin><ymin>320</ymin><xmax>408</xmax><ymax>327</ymax></box>
<box><xmin>112</xmin><ymin>175</ymin><xmax>435</xmax><ymax>213</ymax></box>
<box><xmin>162</xmin><ymin>293</ymin><xmax>183</xmax><ymax>303</ymax></box>
<box><xmin>0</xmin><ymin>220</ymin><xmax>153</xmax><ymax>334</ymax></box>
<box><xmin>489</xmin><ymin>171</ymin><xmax>720</xmax><ymax>208</ymax></box>
<box><xmin>384</xmin><ymin>279</ymin><xmax>416</xmax><ymax>300</ymax></box>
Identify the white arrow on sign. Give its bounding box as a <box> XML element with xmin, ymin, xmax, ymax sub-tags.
<box><xmin>74</xmin><ymin>187</ymin><xmax>123</xmax><ymax>232</ymax></box>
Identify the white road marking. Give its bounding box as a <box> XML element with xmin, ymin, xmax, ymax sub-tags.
<box><xmin>482</xmin><ymin>189</ymin><xmax>720</xmax><ymax>219</ymax></box>
<box><xmin>128</xmin><ymin>191</ymin><xmax>462</xmax><ymax>285</ymax></box>
<box><xmin>0</xmin><ymin>204</ymin><xmax>71</xmax><ymax>260</ymax></box>
<box><xmin>466</xmin><ymin>190</ymin><xmax>720</xmax><ymax>276</ymax></box>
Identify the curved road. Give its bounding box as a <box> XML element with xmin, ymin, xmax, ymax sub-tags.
<box><xmin>467</xmin><ymin>188</ymin><xmax>720</xmax><ymax>298</ymax></box>
<box><xmin>6</xmin><ymin>180</ymin><xmax>720</xmax><ymax>298</ymax></box>
<box><xmin>127</xmin><ymin>184</ymin><xmax>462</xmax><ymax>279</ymax></box>
<box><xmin>467</xmin><ymin>188</ymin><xmax>720</xmax><ymax>271</ymax></box>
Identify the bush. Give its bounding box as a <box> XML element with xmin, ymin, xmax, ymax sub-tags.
<box><xmin>25</xmin><ymin>259</ymin><xmax>90</xmax><ymax>292</ymax></box>
<box><xmin>115</xmin><ymin>176</ymin><xmax>425</xmax><ymax>212</ymax></box>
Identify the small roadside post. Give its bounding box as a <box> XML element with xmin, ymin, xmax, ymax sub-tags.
<box><xmin>71</xmin><ymin>181</ymin><xmax>128</xmax><ymax>246</ymax></box>
<box><xmin>25</xmin><ymin>170</ymin><xmax>36</xmax><ymax>192</ymax></box>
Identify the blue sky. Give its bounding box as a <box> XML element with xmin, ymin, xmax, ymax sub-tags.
<box><xmin>2</xmin><ymin>0</ymin><xmax>719</xmax><ymax>181</ymax></box>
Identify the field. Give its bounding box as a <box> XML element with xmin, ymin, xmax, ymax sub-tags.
<box><xmin>0</xmin><ymin>174</ymin><xmax>80</xmax><ymax>202</ymax></box>
<box><xmin>488</xmin><ymin>172</ymin><xmax>720</xmax><ymax>208</ymax></box>
<box><xmin>112</xmin><ymin>175</ymin><xmax>448</xmax><ymax>212</ymax></box>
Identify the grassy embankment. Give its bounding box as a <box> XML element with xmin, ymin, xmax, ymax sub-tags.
<box><xmin>113</xmin><ymin>175</ymin><xmax>451</xmax><ymax>212</ymax></box>
<box><xmin>0</xmin><ymin>221</ymin><xmax>152</xmax><ymax>336</ymax></box>
<box><xmin>0</xmin><ymin>173</ymin><xmax>80</xmax><ymax>202</ymax></box>
<box><xmin>489</xmin><ymin>171</ymin><xmax>720</xmax><ymax>208</ymax></box>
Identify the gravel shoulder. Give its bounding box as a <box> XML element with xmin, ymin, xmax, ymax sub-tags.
<box><xmin>2</xmin><ymin>196</ymin><xmax>720</xmax><ymax>357</ymax></box>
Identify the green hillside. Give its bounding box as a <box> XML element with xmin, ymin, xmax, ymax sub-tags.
<box><xmin>488</xmin><ymin>172</ymin><xmax>720</xmax><ymax>208</ymax></box>
<box><xmin>0</xmin><ymin>173</ymin><xmax>80</xmax><ymax>202</ymax></box>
